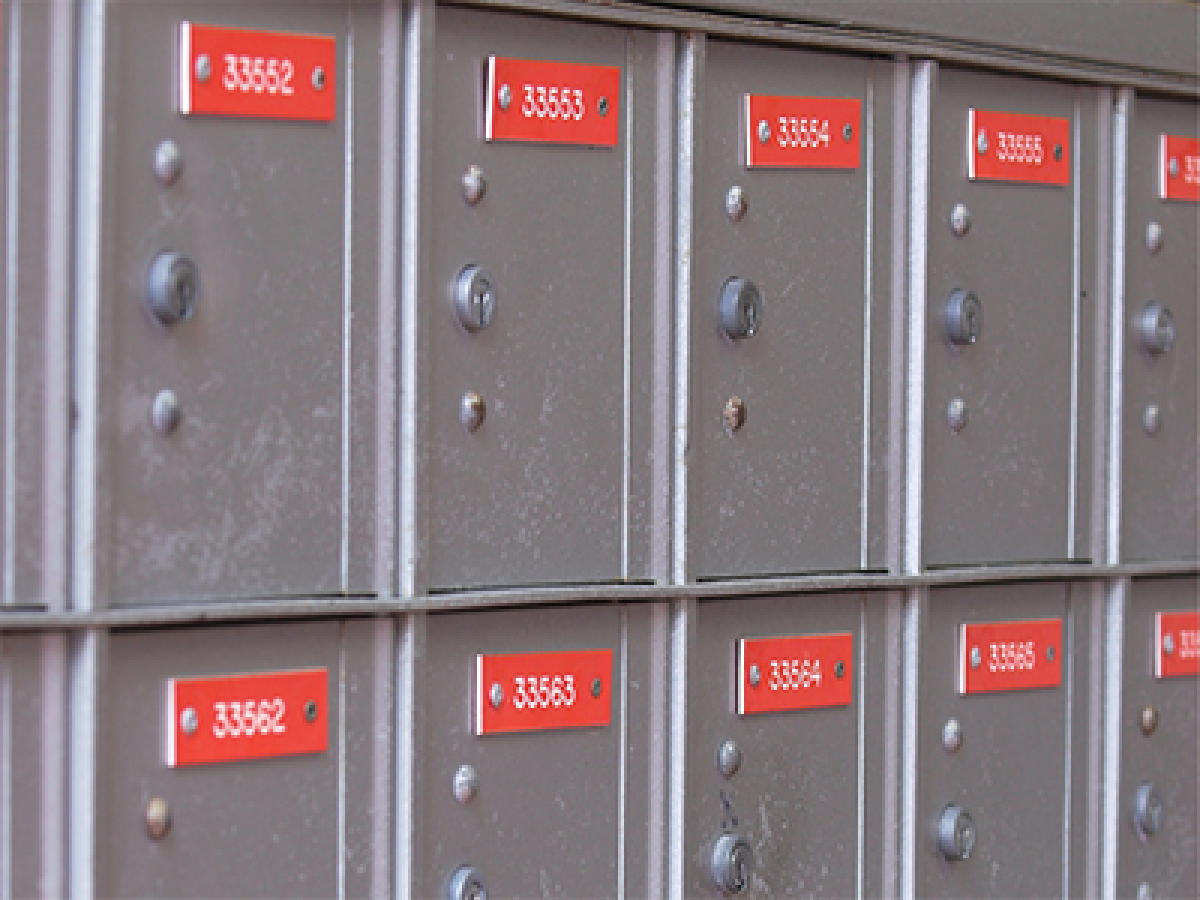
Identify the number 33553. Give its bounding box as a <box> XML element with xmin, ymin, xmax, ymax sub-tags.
<box><xmin>212</xmin><ymin>698</ymin><xmax>287</xmax><ymax>738</ymax></box>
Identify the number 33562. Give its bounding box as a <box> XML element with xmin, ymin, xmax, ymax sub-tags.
<box><xmin>212</xmin><ymin>698</ymin><xmax>287</xmax><ymax>738</ymax></box>
<box><xmin>221</xmin><ymin>54</ymin><xmax>296</xmax><ymax>96</ymax></box>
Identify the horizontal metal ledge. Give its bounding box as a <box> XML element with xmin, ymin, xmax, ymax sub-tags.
<box><xmin>1</xmin><ymin>561</ymin><xmax>1195</xmax><ymax>632</ymax></box>
<box><xmin>453</xmin><ymin>0</ymin><xmax>1200</xmax><ymax>97</ymax></box>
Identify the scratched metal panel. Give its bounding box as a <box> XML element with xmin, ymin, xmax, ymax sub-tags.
<box><xmin>1121</xmin><ymin>97</ymin><xmax>1199</xmax><ymax>562</ymax></box>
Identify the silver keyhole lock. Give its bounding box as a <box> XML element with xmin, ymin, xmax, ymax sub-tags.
<box><xmin>945</xmin><ymin>288</ymin><xmax>983</xmax><ymax>346</ymax></box>
<box><xmin>1137</xmin><ymin>304</ymin><xmax>1176</xmax><ymax>355</ymax></box>
<box><xmin>1134</xmin><ymin>782</ymin><xmax>1164</xmax><ymax>840</ymax></box>
<box><xmin>720</xmin><ymin>277</ymin><xmax>762</xmax><ymax>340</ymax></box>
<box><xmin>145</xmin><ymin>251</ymin><xmax>199</xmax><ymax>326</ymax></box>
<box><xmin>711</xmin><ymin>833</ymin><xmax>755</xmax><ymax>895</ymax></box>
<box><xmin>447</xmin><ymin>865</ymin><xmax>487</xmax><ymax>900</ymax></box>
<box><xmin>455</xmin><ymin>265</ymin><xmax>496</xmax><ymax>332</ymax></box>
<box><xmin>937</xmin><ymin>804</ymin><xmax>976</xmax><ymax>862</ymax></box>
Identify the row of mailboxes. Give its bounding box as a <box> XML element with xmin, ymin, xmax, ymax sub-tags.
<box><xmin>0</xmin><ymin>3</ymin><xmax>1193</xmax><ymax>606</ymax></box>
<box><xmin>2</xmin><ymin>580</ymin><xmax>1192</xmax><ymax>896</ymax></box>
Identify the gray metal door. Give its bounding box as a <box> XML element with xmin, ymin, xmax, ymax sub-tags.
<box><xmin>1121</xmin><ymin>98</ymin><xmax>1199</xmax><ymax>562</ymax></box>
<box><xmin>689</xmin><ymin>41</ymin><xmax>892</xmax><ymax>579</ymax></box>
<box><xmin>924</xmin><ymin>69</ymin><xmax>1096</xmax><ymax>567</ymax></box>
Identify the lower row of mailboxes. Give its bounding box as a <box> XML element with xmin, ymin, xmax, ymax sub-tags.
<box><xmin>2</xmin><ymin>579</ymin><xmax>1195</xmax><ymax>898</ymax></box>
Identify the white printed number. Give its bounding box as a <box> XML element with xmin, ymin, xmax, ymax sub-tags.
<box><xmin>988</xmin><ymin>641</ymin><xmax>1036</xmax><ymax>673</ymax></box>
<box><xmin>221</xmin><ymin>54</ymin><xmax>296</xmax><ymax>96</ymax></box>
<box><xmin>768</xmin><ymin>658</ymin><xmax>822</xmax><ymax>691</ymax></box>
<box><xmin>1185</xmin><ymin>155</ymin><xmax>1200</xmax><ymax>186</ymax></box>
<box><xmin>520</xmin><ymin>85</ymin><xmax>585</xmax><ymax>121</ymax></box>
<box><xmin>211</xmin><ymin>698</ymin><xmax>287</xmax><ymax>739</ymax></box>
<box><xmin>776</xmin><ymin>116</ymin><xmax>830</xmax><ymax>150</ymax></box>
<box><xmin>996</xmin><ymin>131</ymin><xmax>1044</xmax><ymax>165</ymax></box>
<box><xmin>511</xmin><ymin>674</ymin><xmax>577</xmax><ymax>710</ymax></box>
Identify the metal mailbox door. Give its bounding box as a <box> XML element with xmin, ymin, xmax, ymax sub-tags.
<box><xmin>684</xmin><ymin>592</ymin><xmax>887</xmax><ymax>897</ymax></box>
<box><xmin>1118</xmin><ymin>577</ymin><xmax>1199</xmax><ymax>898</ymax></box>
<box><xmin>1122</xmin><ymin>98</ymin><xmax>1198</xmax><ymax>562</ymax></box>
<box><xmin>924</xmin><ymin>69</ymin><xmax>1097</xmax><ymax>567</ymax></box>
<box><xmin>99</xmin><ymin>621</ymin><xmax>384</xmax><ymax>898</ymax></box>
<box><xmin>689</xmin><ymin>41</ymin><xmax>892</xmax><ymax>579</ymax></box>
<box><xmin>917</xmin><ymin>582</ymin><xmax>1091</xmax><ymax>897</ymax></box>
<box><xmin>426</xmin><ymin>9</ymin><xmax>657</xmax><ymax>589</ymax></box>
<box><xmin>415</xmin><ymin>604</ymin><xmax>653</xmax><ymax>898</ymax></box>
<box><xmin>96</xmin><ymin>1</ymin><xmax>378</xmax><ymax>604</ymax></box>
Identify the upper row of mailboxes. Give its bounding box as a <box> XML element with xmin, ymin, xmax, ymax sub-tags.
<box><xmin>43</xmin><ymin>8</ymin><xmax>1198</xmax><ymax>605</ymax></box>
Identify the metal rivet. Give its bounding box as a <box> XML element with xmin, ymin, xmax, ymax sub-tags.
<box><xmin>950</xmin><ymin>203</ymin><xmax>971</xmax><ymax>237</ymax></box>
<box><xmin>462</xmin><ymin>165</ymin><xmax>486</xmax><ymax>206</ymax></box>
<box><xmin>179</xmin><ymin>706</ymin><xmax>199</xmax><ymax>736</ymax></box>
<box><xmin>1146</xmin><ymin>221</ymin><xmax>1164</xmax><ymax>254</ymax></box>
<box><xmin>145</xmin><ymin>797</ymin><xmax>171</xmax><ymax>841</ymax></box>
<box><xmin>304</xmin><ymin>700</ymin><xmax>318</xmax><ymax>723</ymax></box>
<box><xmin>597</xmin><ymin>96</ymin><xmax>610</xmax><ymax>116</ymax></box>
<box><xmin>498</xmin><ymin>84</ymin><xmax>512</xmax><ymax>111</ymax></box>
<box><xmin>757</xmin><ymin>119</ymin><xmax>770</xmax><ymax>145</ymax></box>
<box><xmin>1046</xmin><ymin>645</ymin><xmax>1056</xmax><ymax>662</ymax></box>
<box><xmin>195</xmin><ymin>54</ymin><xmax>211</xmax><ymax>83</ymax></box>
<box><xmin>453</xmin><ymin>764</ymin><xmax>479</xmax><ymax>804</ymax></box>
<box><xmin>970</xmin><ymin>646</ymin><xmax>982</xmax><ymax>669</ymax></box>
<box><xmin>489</xmin><ymin>681</ymin><xmax>503</xmax><ymax>709</ymax></box>
<box><xmin>591</xmin><ymin>677</ymin><xmax>603</xmax><ymax>698</ymax></box>
<box><xmin>1140</xmin><ymin>705</ymin><xmax>1159</xmax><ymax>737</ymax></box>
<box><xmin>1138</xmin><ymin>883</ymin><xmax>1154</xmax><ymax>900</ymax></box>
<box><xmin>943</xmin><ymin>718</ymin><xmax>963</xmax><ymax>753</ymax></box>
<box><xmin>843</xmin><ymin>123</ymin><xmax>853</xmax><ymax>141</ymax></box>
<box><xmin>1163</xmin><ymin>634</ymin><xmax>1175</xmax><ymax>655</ymax></box>
<box><xmin>717</xmin><ymin>740</ymin><xmax>742</xmax><ymax>778</ymax></box>
<box><xmin>154</xmin><ymin>140</ymin><xmax>182</xmax><ymax>186</ymax></box>
<box><xmin>1144</xmin><ymin>404</ymin><xmax>1162</xmax><ymax>435</ymax></box>
<box><xmin>461</xmin><ymin>391</ymin><xmax>486</xmax><ymax>433</ymax></box>
<box><xmin>835</xmin><ymin>660</ymin><xmax>845</xmax><ymax>679</ymax></box>
<box><xmin>152</xmin><ymin>390</ymin><xmax>182</xmax><ymax>436</ymax></box>
<box><xmin>726</xmin><ymin>186</ymin><xmax>747</xmax><ymax>222</ymax></box>
<box><xmin>748</xmin><ymin>664</ymin><xmax>761</xmax><ymax>687</ymax></box>
<box><xmin>947</xmin><ymin>398</ymin><xmax>969</xmax><ymax>434</ymax></box>
<box><xmin>311</xmin><ymin>66</ymin><xmax>326</xmax><ymax>91</ymax></box>
<box><xmin>1169</xmin><ymin>157</ymin><xmax>1180</xmax><ymax>178</ymax></box>
<box><xmin>976</xmin><ymin>129</ymin><xmax>988</xmax><ymax>155</ymax></box>
<box><xmin>724</xmin><ymin>396</ymin><xmax>747</xmax><ymax>433</ymax></box>
<box><xmin>1054</xmin><ymin>144</ymin><xmax>1063</xmax><ymax>162</ymax></box>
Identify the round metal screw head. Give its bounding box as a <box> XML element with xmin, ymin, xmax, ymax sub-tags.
<box><xmin>942</xmin><ymin>718</ymin><xmax>963</xmax><ymax>753</ymax></box>
<box><xmin>462</xmin><ymin>165</ymin><xmax>486</xmax><ymax>205</ymax></box>
<box><xmin>1054</xmin><ymin>144</ymin><xmax>1063</xmax><ymax>162</ymax></box>
<box><xmin>835</xmin><ymin>660</ymin><xmax>845</xmax><ymax>679</ymax></box>
<box><xmin>453</xmin><ymin>764</ymin><xmax>479</xmax><ymax>804</ymax></box>
<box><xmin>1046</xmin><ymin>645</ymin><xmax>1056</xmax><ymax>663</ymax></box>
<box><xmin>950</xmin><ymin>203</ymin><xmax>971</xmax><ymax>237</ymax></box>
<box><xmin>154</xmin><ymin>140</ymin><xmax>183</xmax><ymax>186</ymax></box>
<box><xmin>724</xmin><ymin>396</ymin><xmax>747</xmax><ymax>433</ymax></box>
<box><xmin>938</xmin><ymin>805</ymin><xmax>976</xmax><ymax>861</ymax></box>
<box><xmin>195</xmin><ymin>54</ymin><xmax>211</xmax><ymax>83</ymax></box>
<box><xmin>1146</xmin><ymin>221</ymin><xmax>1164</xmax><ymax>254</ymax></box>
<box><xmin>726</xmin><ymin>185</ymin><xmax>747</xmax><ymax>222</ymax></box>
<box><xmin>460</xmin><ymin>392</ymin><xmax>486</xmax><ymax>433</ymax></box>
<box><xmin>591</xmin><ymin>677</ymin><xmax>603</xmax><ymax>699</ymax></box>
<box><xmin>1144</xmin><ymin>404</ymin><xmax>1162</xmax><ymax>436</ymax></box>
<box><xmin>843</xmin><ymin>123</ymin><xmax>854</xmax><ymax>142</ymax></box>
<box><xmin>489</xmin><ymin>681</ymin><xmax>503</xmax><ymax>710</ymax></box>
<box><xmin>152</xmin><ymin>389</ymin><xmax>182</xmax><ymax>436</ymax></box>
<box><xmin>748</xmin><ymin>664</ymin><xmax>761</xmax><ymax>687</ymax></box>
<box><xmin>717</xmin><ymin>740</ymin><xmax>742</xmax><ymax>778</ymax></box>
<box><xmin>311</xmin><ymin>66</ymin><xmax>326</xmax><ymax>91</ymax></box>
<box><xmin>1169</xmin><ymin>157</ymin><xmax>1180</xmax><ymax>178</ymax></box>
<box><xmin>597</xmin><ymin>96</ymin><xmax>610</xmax><ymax>117</ymax></box>
<box><xmin>179</xmin><ymin>706</ymin><xmax>199</xmax><ymax>736</ymax></box>
<box><xmin>497</xmin><ymin>84</ymin><xmax>512</xmax><ymax>111</ymax></box>
<box><xmin>1134</xmin><ymin>782</ymin><xmax>1164</xmax><ymax>839</ymax></box>
<box><xmin>1163</xmin><ymin>634</ymin><xmax>1175</xmax><ymax>655</ymax></box>
<box><xmin>447</xmin><ymin>865</ymin><xmax>488</xmax><ymax>900</ymax></box>
<box><xmin>970</xmin><ymin>646</ymin><xmax>982</xmax><ymax>669</ymax></box>
<box><xmin>145</xmin><ymin>797</ymin><xmax>171</xmax><ymax>841</ymax></box>
<box><xmin>947</xmin><ymin>398</ymin><xmax>969</xmax><ymax>434</ymax></box>
<box><xmin>976</xmin><ymin>129</ymin><xmax>988</xmax><ymax>155</ymax></box>
<box><xmin>1139</xmin><ymin>705</ymin><xmax>1159</xmax><ymax>736</ymax></box>
<box><xmin>304</xmin><ymin>700</ymin><xmax>318</xmax><ymax>723</ymax></box>
<box><xmin>756</xmin><ymin>119</ymin><xmax>771</xmax><ymax>145</ymax></box>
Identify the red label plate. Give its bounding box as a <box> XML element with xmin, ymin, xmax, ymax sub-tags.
<box><xmin>737</xmin><ymin>632</ymin><xmax>853</xmax><ymax>715</ymax></box>
<box><xmin>485</xmin><ymin>57</ymin><xmax>620</xmax><ymax>147</ymax></box>
<box><xmin>166</xmin><ymin>668</ymin><xmax>328</xmax><ymax>767</ymax></box>
<box><xmin>968</xmin><ymin>109</ymin><xmax>1070</xmax><ymax>186</ymax></box>
<box><xmin>475</xmin><ymin>649</ymin><xmax>612</xmax><ymax>735</ymax></box>
<box><xmin>958</xmin><ymin>619</ymin><xmax>1062</xmax><ymax>695</ymax></box>
<box><xmin>179</xmin><ymin>22</ymin><xmax>336</xmax><ymax>122</ymax></box>
<box><xmin>1159</xmin><ymin>134</ymin><xmax>1200</xmax><ymax>201</ymax></box>
<box><xmin>744</xmin><ymin>95</ymin><xmax>862</xmax><ymax>169</ymax></box>
<box><xmin>1155</xmin><ymin>611</ymin><xmax>1200</xmax><ymax>679</ymax></box>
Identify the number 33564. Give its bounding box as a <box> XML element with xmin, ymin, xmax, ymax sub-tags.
<box><xmin>212</xmin><ymin>698</ymin><xmax>287</xmax><ymax>738</ymax></box>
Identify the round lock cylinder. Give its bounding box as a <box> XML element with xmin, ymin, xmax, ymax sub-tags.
<box><xmin>720</xmin><ymin>278</ymin><xmax>762</xmax><ymax>340</ymax></box>
<box><xmin>937</xmin><ymin>805</ymin><xmax>976</xmax><ymax>862</ymax></box>
<box><xmin>711</xmin><ymin>833</ymin><xmax>755</xmax><ymax>895</ymax></box>
<box><xmin>1136</xmin><ymin>304</ymin><xmax>1176</xmax><ymax>355</ymax></box>
<box><xmin>455</xmin><ymin>265</ymin><xmax>496</xmax><ymax>332</ymax></box>
<box><xmin>446</xmin><ymin>865</ymin><xmax>487</xmax><ymax>900</ymax></box>
<box><xmin>945</xmin><ymin>289</ymin><xmax>983</xmax><ymax>346</ymax></box>
<box><xmin>145</xmin><ymin>251</ymin><xmax>199</xmax><ymax>326</ymax></box>
<box><xmin>1134</xmin><ymin>782</ymin><xmax>1164</xmax><ymax>840</ymax></box>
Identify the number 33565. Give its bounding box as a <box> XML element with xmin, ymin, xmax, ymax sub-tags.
<box><xmin>212</xmin><ymin>698</ymin><xmax>287</xmax><ymax>738</ymax></box>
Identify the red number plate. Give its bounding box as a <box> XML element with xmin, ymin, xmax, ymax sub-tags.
<box><xmin>166</xmin><ymin>668</ymin><xmax>328</xmax><ymax>767</ymax></box>
<box><xmin>968</xmin><ymin>109</ymin><xmax>1070</xmax><ymax>186</ymax></box>
<box><xmin>475</xmin><ymin>649</ymin><xmax>612</xmax><ymax>735</ymax></box>
<box><xmin>485</xmin><ymin>57</ymin><xmax>620</xmax><ymax>147</ymax></box>
<box><xmin>744</xmin><ymin>95</ymin><xmax>862</xmax><ymax>169</ymax></box>
<box><xmin>179</xmin><ymin>22</ymin><xmax>336</xmax><ymax>122</ymax></box>
<box><xmin>1160</xmin><ymin>134</ymin><xmax>1200</xmax><ymax>202</ymax></box>
<box><xmin>1156</xmin><ymin>611</ymin><xmax>1200</xmax><ymax>679</ymax></box>
<box><xmin>737</xmin><ymin>633</ymin><xmax>853</xmax><ymax>715</ymax></box>
<box><xmin>958</xmin><ymin>619</ymin><xmax>1062</xmax><ymax>695</ymax></box>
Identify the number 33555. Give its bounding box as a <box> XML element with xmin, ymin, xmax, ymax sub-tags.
<box><xmin>212</xmin><ymin>698</ymin><xmax>287</xmax><ymax>738</ymax></box>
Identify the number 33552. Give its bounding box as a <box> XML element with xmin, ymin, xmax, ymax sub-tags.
<box><xmin>212</xmin><ymin>698</ymin><xmax>287</xmax><ymax>738</ymax></box>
